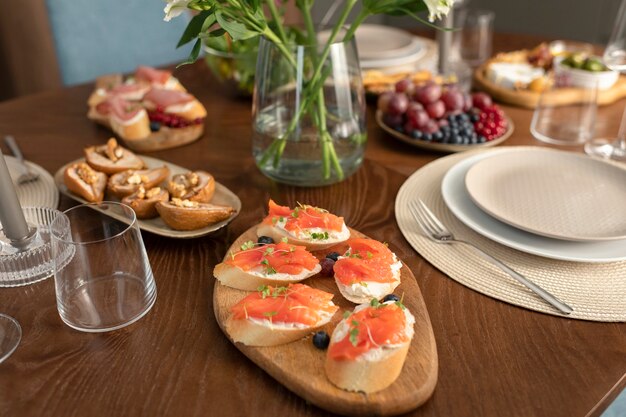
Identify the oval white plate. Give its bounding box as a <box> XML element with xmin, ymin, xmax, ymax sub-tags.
<box><xmin>4</xmin><ymin>156</ymin><xmax>59</xmax><ymax>209</ymax></box>
<box><xmin>465</xmin><ymin>148</ymin><xmax>626</xmax><ymax>241</ymax></box>
<box><xmin>441</xmin><ymin>150</ymin><xmax>626</xmax><ymax>263</ymax></box>
<box><xmin>54</xmin><ymin>156</ymin><xmax>240</xmax><ymax>239</ymax></box>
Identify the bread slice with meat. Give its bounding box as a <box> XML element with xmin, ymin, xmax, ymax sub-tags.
<box><xmin>214</xmin><ymin>261</ymin><xmax>321</xmax><ymax>291</ymax></box>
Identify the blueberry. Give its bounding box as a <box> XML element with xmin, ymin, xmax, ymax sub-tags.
<box><xmin>459</xmin><ymin>113</ymin><xmax>470</xmax><ymax>122</ymax></box>
<box><xmin>411</xmin><ymin>130</ymin><xmax>423</xmax><ymax>140</ymax></box>
<box><xmin>149</xmin><ymin>121</ymin><xmax>161</xmax><ymax>132</ymax></box>
<box><xmin>447</xmin><ymin>114</ymin><xmax>456</xmax><ymax>122</ymax></box>
<box><xmin>381</xmin><ymin>294</ymin><xmax>400</xmax><ymax>303</ymax></box>
<box><xmin>257</xmin><ymin>236</ymin><xmax>274</xmax><ymax>245</ymax></box>
<box><xmin>326</xmin><ymin>252</ymin><xmax>340</xmax><ymax>261</ymax></box>
<box><xmin>422</xmin><ymin>133</ymin><xmax>432</xmax><ymax>142</ymax></box>
<box><xmin>320</xmin><ymin>258</ymin><xmax>335</xmax><ymax>277</ymax></box>
<box><xmin>451</xmin><ymin>128</ymin><xmax>460</xmax><ymax>136</ymax></box>
<box><xmin>462</xmin><ymin>136</ymin><xmax>471</xmax><ymax>145</ymax></box>
<box><xmin>470</xmin><ymin>134</ymin><xmax>478</xmax><ymax>144</ymax></box>
<box><xmin>441</xmin><ymin>125</ymin><xmax>450</xmax><ymax>133</ymax></box>
<box><xmin>470</xmin><ymin>113</ymin><xmax>480</xmax><ymax>123</ymax></box>
<box><xmin>312</xmin><ymin>331</ymin><xmax>330</xmax><ymax>349</ymax></box>
<box><xmin>394</xmin><ymin>126</ymin><xmax>404</xmax><ymax>133</ymax></box>
<box><xmin>451</xmin><ymin>134</ymin><xmax>463</xmax><ymax>144</ymax></box>
<box><xmin>433</xmin><ymin>131</ymin><xmax>443</xmax><ymax>141</ymax></box>
<box><xmin>478</xmin><ymin>135</ymin><xmax>487</xmax><ymax>143</ymax></box>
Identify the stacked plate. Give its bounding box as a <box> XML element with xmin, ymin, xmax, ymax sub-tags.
<box><xmin>353</xmin><ymin>25</ymin><xmax>434</xmax><ymax>73</ymax></box>
<box><xmin>440</xmin><ymin>148</ymin><xmax>626</xmax><ymax>263</ymax></box>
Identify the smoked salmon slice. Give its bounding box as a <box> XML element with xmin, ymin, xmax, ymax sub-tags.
<box><xmin>334</xmin><ymin>238</ymin><xmax>398</xmax><ymax>285</ymax></box>
<box><xmin>262</xmin><ymin>200</ymin><xmax>345</xmax><ymax>233</ymax></box>
<box><xmin>328</xmin><ymin>302</ymin><xmax>408</xmax><ymax>360</ymax></box>
<box><xmin>226</xmin><ymin>242</ymin><xmax>319</xmax><ymax>275</ymax></box>
<box><xmin>230</xmin><ymin>283</ymin><xmax>339</xmax><ymax>326</ymax></box>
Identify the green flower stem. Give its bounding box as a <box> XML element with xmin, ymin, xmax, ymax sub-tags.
<box><xmin>265</xmin><ymin>0</ymin><xmax>288</xmax><ymax>43</ymax></box>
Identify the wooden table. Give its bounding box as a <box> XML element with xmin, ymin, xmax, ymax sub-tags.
<box><xmin>1</xmin><ymin>33</ymin><xmax>625</xmax><ymax>417</ymax></box>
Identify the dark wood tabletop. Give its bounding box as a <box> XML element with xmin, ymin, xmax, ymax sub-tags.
<box><xmin>0</xmin><ymin>33</ymin><xmax>625</xmax><ymax>417</ymax></box>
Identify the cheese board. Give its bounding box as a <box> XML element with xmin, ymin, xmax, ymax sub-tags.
<box><xmin>213</xmin><ymin>225</ymin><xmax>438</xmax><ymax>416</ymax></box>
<box><xmin>474</xmin><ymin>62</ymin><xmax>626</xmax><ymax>109</ymax></box>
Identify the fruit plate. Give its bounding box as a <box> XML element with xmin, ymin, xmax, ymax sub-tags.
<box><xmin>54</xmin><ymin>156</ymin><xmax>241</xmax><ymax>239</ymax></box>
<box><xmin>213</xmin><ymin>225</ymin><xmax>438</xmax><ymax>417</ymax></box>
<box><xmin>376</xmin><ymin>110</ymin><xmax>514</xmax><ymax>153</ymax></box>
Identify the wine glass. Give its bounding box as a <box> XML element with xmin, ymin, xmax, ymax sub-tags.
<box><xmin>585</xmin><ymin>0</ymin><xmax>626</xmax><ymax>160</ymax></box>
<box><xmin>0</xmin><ymin>313</ymin><xmax>21</xmax><ymax>364</ymax></box>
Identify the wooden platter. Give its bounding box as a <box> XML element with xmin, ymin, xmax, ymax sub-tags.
<box><xmin>213</xmin><ymin>225</ymin><xmax>438</xmax><ymax>416</ymax></box>
<box><xmin>54</xmin><ymin>155</ymin><xmax>240</xmax><ymax>238</ymax></box>
<box><xmin>376</xmin><ymin>110</ymin><xmax>513</xmax><ymax>153</ymax></box>
<box><xmin>473</xmin><ymin>65</ymin><xmax>626</xmax><ymax>109</ymax></box>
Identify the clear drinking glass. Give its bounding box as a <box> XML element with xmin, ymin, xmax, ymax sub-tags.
<box><xmin>460</xmin><ymin>10</ymin><xmax>495</xmax><ymax>67</ymax></box>
<box><xmin>585</xmin><ymin>0</ymin><xmax>626</xmax><ymax>160</ymax></box>
<box><xmin>531</xmin><ymin>76</ymin><xmax>598</xmax><ymax>146</ymax></box>
<box><xmin>50</xmin><ymin>202</ymin><xmax>156</xmax><ymax>332</ymax></box>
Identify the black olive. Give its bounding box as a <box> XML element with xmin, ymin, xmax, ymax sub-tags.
<box><xmin>326</xmin><ymin>252</ymin><xmax>340</xmax><ymax>261</ymax></box>
<box><xmin>257</xmin><ymin>236</ymin><xmax>274</xmax><ymax>245</ymax></box>
<box><xmin>381</xmin><ymin>294</ymin><xmax>400</xmax><ymax>303</ymax></box>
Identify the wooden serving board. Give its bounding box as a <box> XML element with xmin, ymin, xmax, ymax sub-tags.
<box><xmin>473</xmin><ymin>65</ymin><xmax>626</xmax><ymax>109</ymax></box>
<box><xmin>213</xmin><ymin>225</ymin><xmax>438</xmax><ymax>416</ymax></box>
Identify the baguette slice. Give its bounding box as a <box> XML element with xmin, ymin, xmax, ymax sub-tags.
<box><xmin>256</xmin><ymin>200</ymin><xmax>350</xmax><ymax>251</ymax></box>
<box><xmin>333</xmin><ymin>238</ymin><xmax>402</xmax><ymax>304</ymax></box>
<box><xmin>225</xmin><ymin>283</ymin><xmax>339</xmax><ymax>347</ymax></box>
<box><xmin>109</xmin><ymin>108</ymin><xmax>151</xmax><ymax>141</ymax></box>
<box><xmin>214</xmin><ymin>241</ymin><xmax>321</xmax><ymax>291</ymax></box>
<box><xmin>325</xmin><ymin>301</ymin><xmax>415</xmax><ymax>393</ymax></box>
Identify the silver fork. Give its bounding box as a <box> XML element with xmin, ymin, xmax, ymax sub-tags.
<box><xmin>4</xmin><ymin>135</ymin><xmax>39</xmax><ymax>184</ymax></box>
<box><xmin>409</xmin><ymin>199</ymin><xmax>573</xmax><ymax>315</ymax></box>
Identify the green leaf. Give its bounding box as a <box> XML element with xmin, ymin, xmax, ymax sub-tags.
<box><xmin>177</xmin><ymin>39</ymin><xmax>202</xmax><ymax>67</ymax></box>
<box><xmin>362</xmin><ymin>0</ymin><xmax>427</xmax><ymax>15</ymax></box>
<box><xmin>215</xmin><ymin>11</ymin><xmax>259</xmax><ymax>41</ymax></box>
<box><xmin>177</xmin><ymin>10</ymin><xmax>213</xmax><ymax>48</ymax></box>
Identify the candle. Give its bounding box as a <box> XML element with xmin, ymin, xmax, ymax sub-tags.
<box><xmin>0</xmin><ymin>149</ymin><xmax>32</xmax><ymax>244</ymax></box>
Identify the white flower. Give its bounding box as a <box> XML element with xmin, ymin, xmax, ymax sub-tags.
<box><xmin>163</xmin><ymin>0</ymin><xmax>191</xmax><ymax>22</ymax></box>
<box><xmin>424</xmin><ymin>0</ymin><xmax>455</xmax><ymax>22</ymax></box>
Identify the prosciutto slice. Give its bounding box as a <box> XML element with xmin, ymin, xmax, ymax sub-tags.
<box><xmin>143</xmin><ymin>88</ymin><xmax>193</xmax><ymax>108</ymax></box>
<box><xmin>135</xmin><ymin>66</ymin><xmax>171</xmax><ymax>85</ymax></box>
<box><xmin>107</xmin><ymin>96</ymin><xmax>143</xmax><ymax>121</ymax></box>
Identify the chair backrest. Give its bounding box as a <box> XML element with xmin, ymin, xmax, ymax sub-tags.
<box><xmin>45</xmin><ymin>0</ymin><xmax>192</xmax><ymax>86</ymax></box>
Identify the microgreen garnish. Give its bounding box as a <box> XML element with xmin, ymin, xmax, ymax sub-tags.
<box><xmin>291</xmin><ymin>207</ymin><xmax>300</xmax><ymax>218</ymax></box>
<box><xmin>229</xmin><ymin>251</ymin><xmax>235</xmax><ymax>260</ymax></box>
<box><xmin>360</xmin><ymin>281</ymin><xmax>368</xmax><ymax>287</ymax></box>
<box><xmin>349</xmin><ymin>252</ymin><xmax>362</xmax><ymax>259</ymax></box>
<box><xmin>272</xmin><ymin>217</ymin><xmax>278</xmax><ymax>225</ymax></box>
<box><xmin>349</xmin><ymin>320</ymin><xmax>360</xmax><ymax>346</ymax></box>
<box><xmin>272</xmin><ymin>286</ymin><xmax>288</xmax><ymax>297</ymax></box>
<box><xmin>264</xmin><ymin>247</ymin><xmax>275</xmax><ymax>255</ymax></box>
<box><xmin>370</xmin><ymin>298</ymin><xmax>380</xmax><ymax>308</ymax></box>
<box><xmin>279</xmin><ymin>216</ymin><xmax>285</xmax><ymax>223</ymax></box>
<box><xmin>366</xmin><ymin>251</ymin><xmax>373</xmax><ymax>259</ymax></box>
<box><xmin>260</xmin><ymin>258</ymin><xmax>276</xmax><ymax>275</ymax></box>
<box><xmin>310</xmin><ymin>231</ymin><xmax>329</xmax><ymax>240</ymax></box>
<box><xmin>281</xmin><ymin>237</ymin><xmax>289</xmax><ymax>243</ymax></box>
<box><xmin>240</xmin><ymin>240</ymin><xmax>255</xmax><ymax>250</ymax></box>
<box><xmin>257</xmin><ymin>285</ymin><xmax>270</xmax><ymax>299</ymax></box>
<box><xmin>395</xmin><ymin>293</ymin><xmax>406</xmax><ymax>310</ymax></box>
<box><xmin>343</xmin><ymin>311</ymin><xmax>351</xmax><ymax>319</ymax></box>
<box><xmin>263</xmin><ymin>311</ymin><xmax>278</xmax><ymax>317</ymax></box>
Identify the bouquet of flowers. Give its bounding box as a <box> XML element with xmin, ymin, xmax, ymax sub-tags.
<box><xmin>165</xmin><ymin>0</ymin><xmax>454</xmax><ymax>184</ymax></box>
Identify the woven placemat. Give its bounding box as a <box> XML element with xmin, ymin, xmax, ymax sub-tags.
<box><xmin>395</xmin><ymin>148</ymin><xmax>626</xmax><ymax>322</ymax></box>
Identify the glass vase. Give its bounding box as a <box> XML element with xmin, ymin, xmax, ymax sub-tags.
<box><xmin>252</xmin><ymin>35</ymin><xmax>367</xmax><ymax>186</ymax></box>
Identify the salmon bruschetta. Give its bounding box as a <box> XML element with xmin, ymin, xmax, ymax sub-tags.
<box><xmin>256</xmin><ymin>200</ymin><xmax>350</xmax><ymax>251</ymax></box>
<box><xmin>214</xmin><ymin>241</ymin><xmax>321</xmax><ymax>291</ymax></box>
<box><xmin>333</xmin><ymin>239</ymin><xmax>402</xmax><ymax>304</ymax></box>
<box><xmin>325</xmin><ymin>299</ymin><xmax>415</xmax><ymax>393</ymax></box>
<box><xmin>226</xmin><ymin>283</ymin><xmax>339</xmax><ymax>346</ymax></box>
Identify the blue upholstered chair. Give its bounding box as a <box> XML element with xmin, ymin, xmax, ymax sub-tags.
<box><xmin>45</xmin><ymin>0</ymin><xmax>192</xmax><ymax>85</ymax></box>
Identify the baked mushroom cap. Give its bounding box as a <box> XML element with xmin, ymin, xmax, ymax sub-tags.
<box><xmin>84</xmin><ymin>138</ymin><xmax>145</xmax><ymax>174</ymax></box>
<box><xmin>167</xmin><ymin>170</ymin><xmax>215</xmax><ymax>203</ymax></box>
<box><xmin>156</xmin><ymin>199</ymin><xmax>235</xmax><ymax>231</ymax></box>
<box><xmin>121</xmin><ymin>186</ymin><xmax>169</xmax><ymax>219</ymax></box>
<box><xmin>64</xmin><ymin>162</ymin><xmax>107</xmax><ymax>203</ymax></box>
<box><xmin>107</xmin><ymin>165</ymin><xmax>170</xmax><ymax>198</ymax></box>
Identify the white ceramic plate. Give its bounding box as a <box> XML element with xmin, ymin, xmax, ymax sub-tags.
<box><xmin>54</xmin><ymin>156</ymin><xmax>240</xmax><ymax>239</ymax></box>
<box><xmin>465</xmin><ymin>148</ymin><xmax>626</xmax><ymax>241</ymax></box>
<box><xmin>441</xmin><ymin>150</ymin><xmax>626</xmax><ymax>263</ymax></box>
<box><xmin>4</xmin><ymin>156</ymin><xmax>59</xmax><ymax>209</ymax></box>
<box><xmin>355</xmin><ymin>24</ymin><xmax>423</xmax><ymax>61</ymax></box>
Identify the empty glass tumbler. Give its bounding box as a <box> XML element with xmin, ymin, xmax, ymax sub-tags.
<box><xmin>50</xmin><ymin>202</ymin><xmax>156</xmax><ymax>332</ymax></box>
